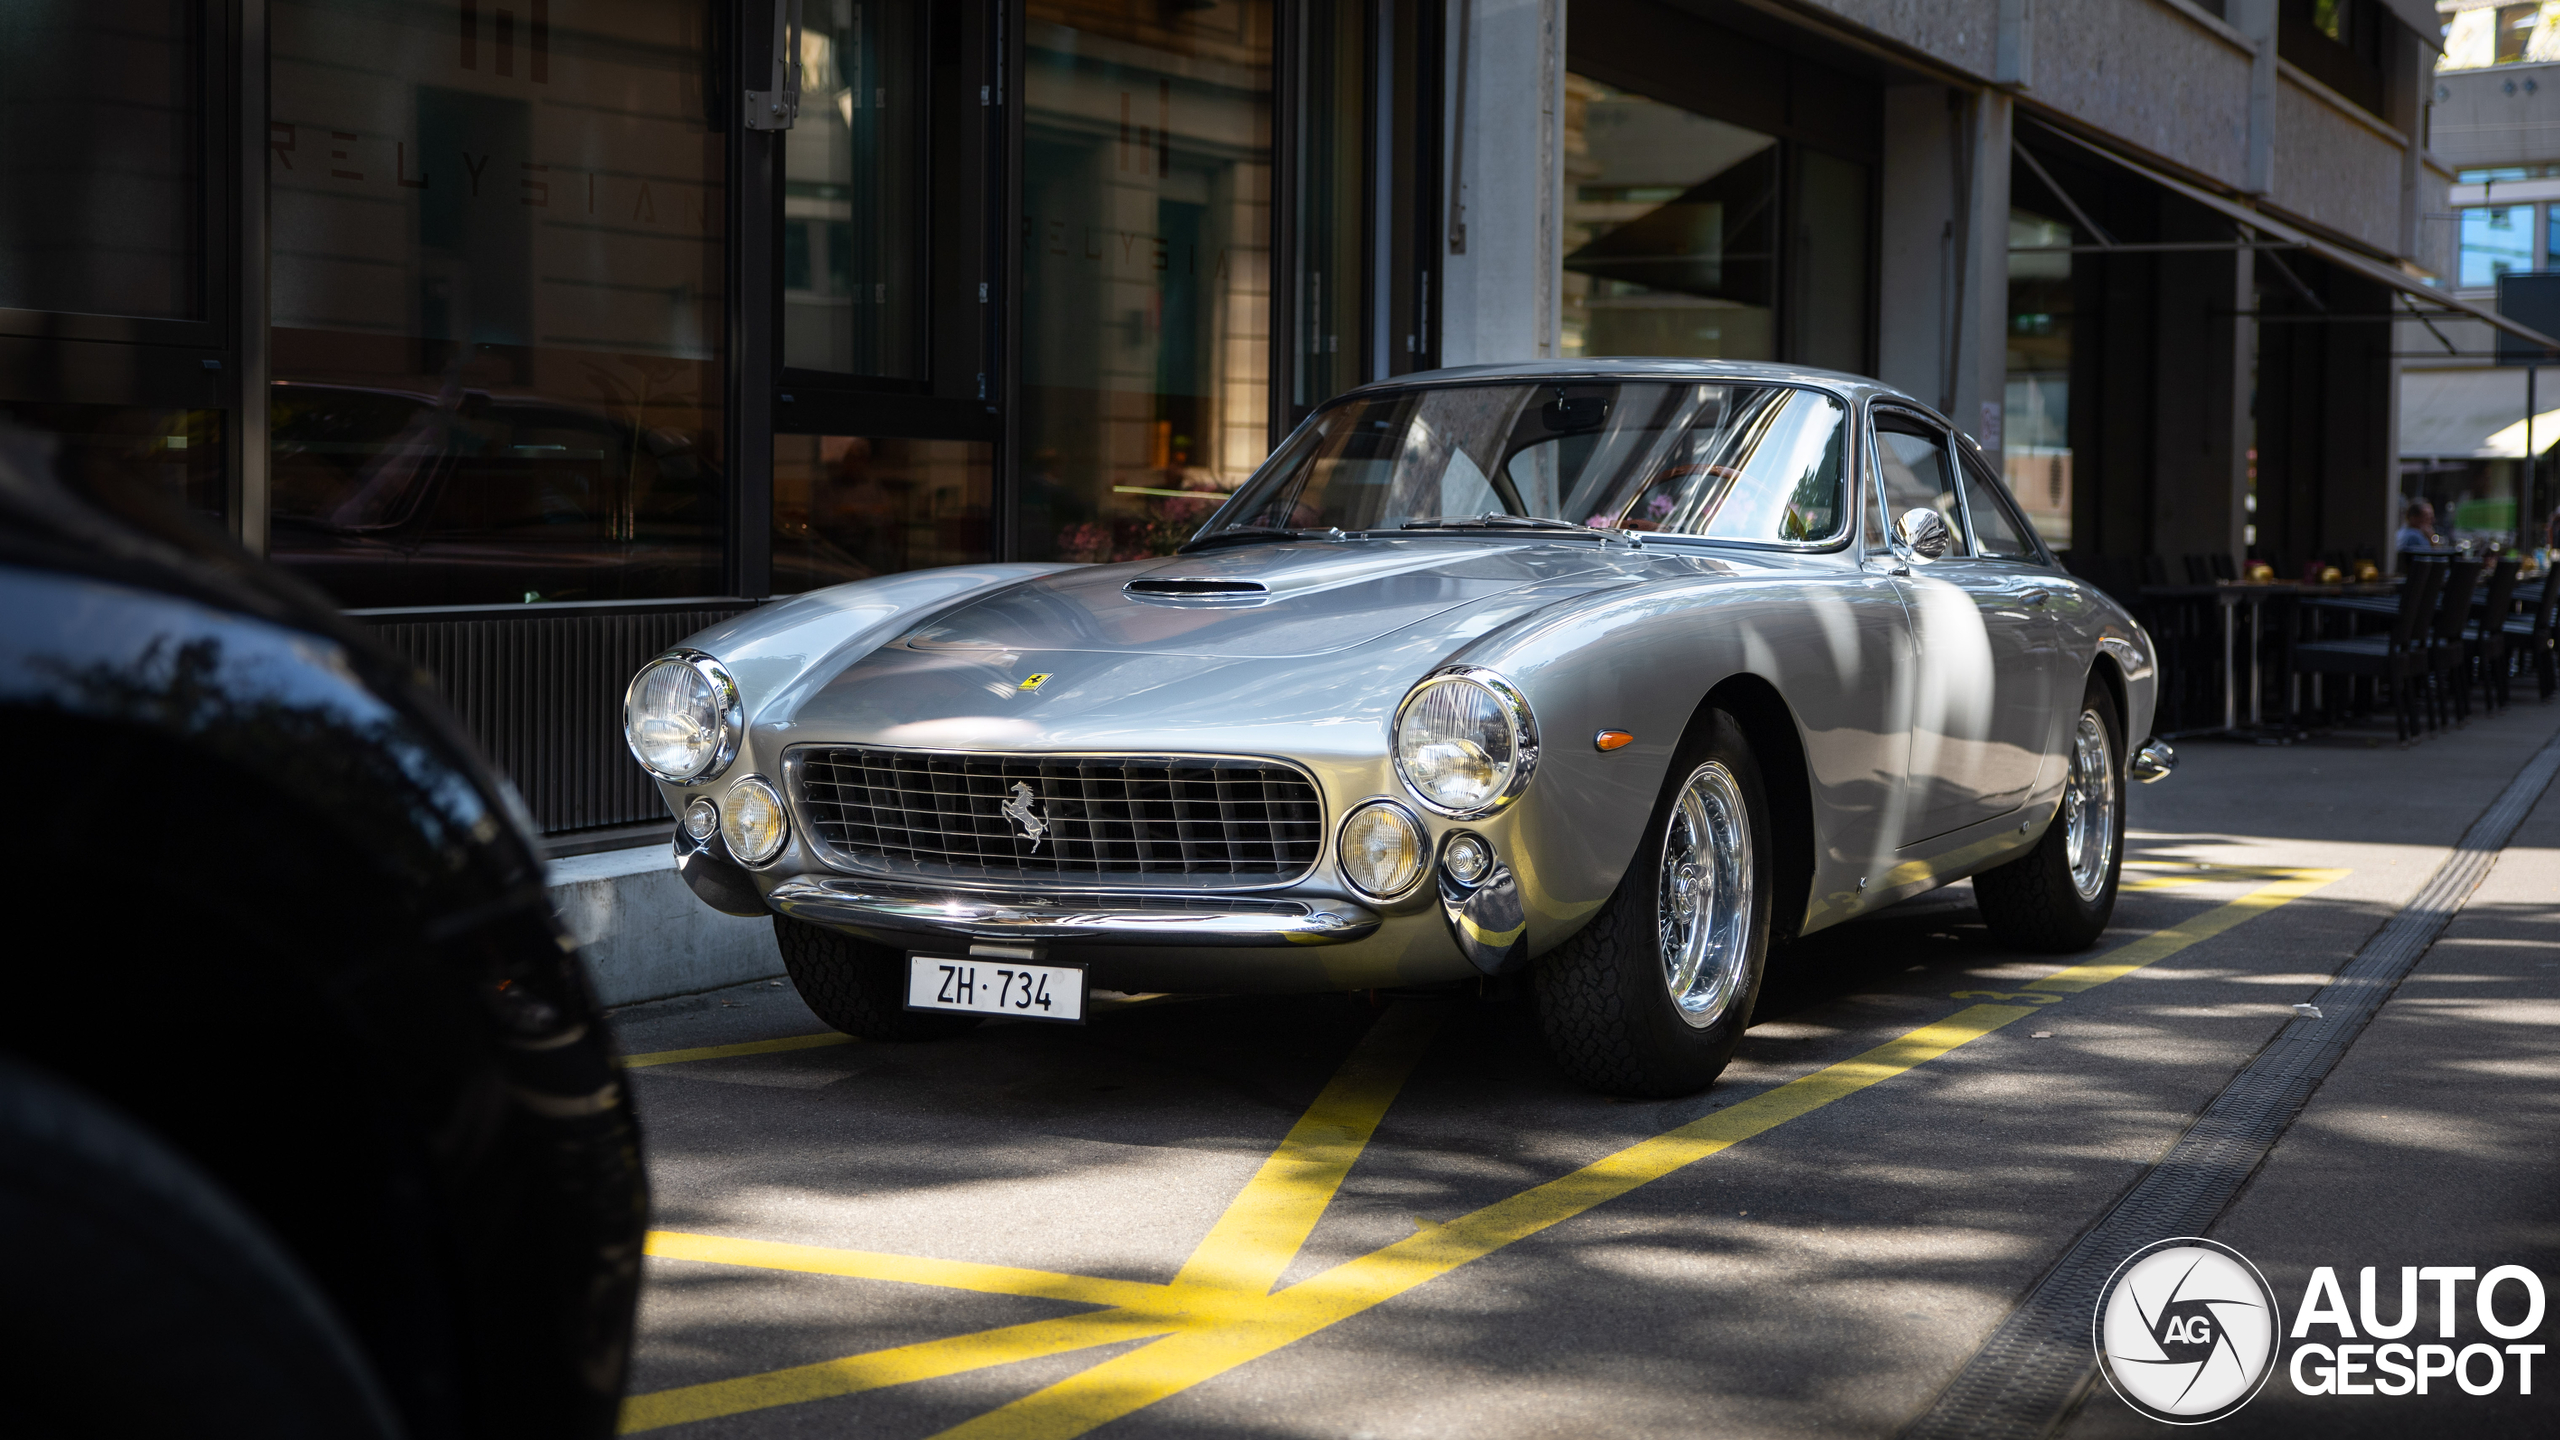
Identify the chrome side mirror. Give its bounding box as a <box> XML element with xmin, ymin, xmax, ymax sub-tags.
<box><xmin>1895</xmin><ymin>507</ymin><xmax>1952</xmax><ymax>560</ymax></box>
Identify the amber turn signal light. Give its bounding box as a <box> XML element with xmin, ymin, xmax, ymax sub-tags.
<box><xmin>1594</xmin><ymin>730</ymin><xmax>1634</xmax><ymax>752</ymax></box>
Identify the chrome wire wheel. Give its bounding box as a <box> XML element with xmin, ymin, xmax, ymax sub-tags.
<box><xmin>2062</xmin><ymin>709</ymin><xmax>2118</xmax><ymax>901</ymax></box>
<box><xmin>1657</xmin><ymin>760</ymin><xmax>1754</xmax><ymax>1029</ymax></box>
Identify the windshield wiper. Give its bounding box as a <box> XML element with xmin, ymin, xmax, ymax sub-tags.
<box><xmin>1402</xmin><ymin>513</ymin><xmax>1619</xmax><ymax>538</ymax></box>
<box><xmin>1178</xmin><ymin>524</ymin><xmax>1308</xmax><ymax>553</ymax></box>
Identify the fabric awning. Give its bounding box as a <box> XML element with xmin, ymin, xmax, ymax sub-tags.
<box><xmin>2399</xmin><ymin>367</ymin><xmax>2560</xmax><ymax>459</ymax></box>
<box><xmin>2036</xmin><ymin>125</ymin><xmax>2560</xmax><ymax>354</ymax></box>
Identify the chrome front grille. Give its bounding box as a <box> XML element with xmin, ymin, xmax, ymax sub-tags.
<box><xmin>794</xmin><ymin>749</ymin><xmax>1324</xmax><ymax>882</ymax></box>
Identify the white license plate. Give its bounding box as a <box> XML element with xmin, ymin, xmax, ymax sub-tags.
<box><xmin>906</xmin><ymin>954</ymin><xmax>1086</xmax><ymax>1022</ymax></box>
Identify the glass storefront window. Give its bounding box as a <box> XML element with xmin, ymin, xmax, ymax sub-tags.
<box><xmin>0</xmin><ymin>1</ymin><xmax>201</xmax><ymax>321</ymax></box>
<box><xmin>2005</xmin><ymin>210</ymin><xmax>2072</xmax><ymax>549</ymax></box>
<box><xmin>267</xmin><ymin>0</ymin><xmax>725</xmax><ymax>608</ymax></box>
<box><xmin>1292</xmin><ymin>0</ymin><xmax>1367</xmax><ymax>420</ymax></box>
<box><xmin>1</xmin><ymin>403</ymin><xmax>224</xmax><ymax>527</ymax></box>
<box><xmin>784</xmin><ymin>0</ymin><xmax>925</xmax><ymax>378</ymax></box>
<box><xmin>1018</xmin><ymin>0</ymin><xmax>1275</xmax><ymax>564</ymax></box>
<box><xmin>2460</xmin><ymin>205</ymin><xmax>2535</xmax><ymax>289</ymax></box>
<box><xmin>1561</xmin><ymin>74</ymin><xmax>1776</xmax><ymax>362</ymax></box>
<box><xmin>771</xmin><ymin>433</ymin><xmax>991</xmax><ymax>592</ymax></box>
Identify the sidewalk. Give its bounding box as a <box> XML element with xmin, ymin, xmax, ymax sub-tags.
<box><xmin>2068</xmin><ymin>705</ymin><xmax>2560</xmax><ymax>1437</ymax></box>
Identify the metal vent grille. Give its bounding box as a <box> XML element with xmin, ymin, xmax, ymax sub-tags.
<box><xmin>358</xmin><ymin>603</ymin><xmax>754</xmax><ymax>835</ymax></box>
<box><xmin>796</xmin><ymin>749</ymin><xmax>1324</xmax><ymax>880</ymax></box>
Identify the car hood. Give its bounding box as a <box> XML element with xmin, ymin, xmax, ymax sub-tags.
<box><xmin>901</xmin><ymin>538</ymin><xmax>1618</xmax><ymax>659</ymax></box>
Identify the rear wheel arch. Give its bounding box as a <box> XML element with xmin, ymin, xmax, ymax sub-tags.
<box><xmin>1694</xmin><ymin>675</ymin><xmax>1815</xmax><ymax>945</ymax></box>
<box><xmin>2086</xmin><ymin>653</ymin><xmax>2130</xmax><ymax>758</ymax></box>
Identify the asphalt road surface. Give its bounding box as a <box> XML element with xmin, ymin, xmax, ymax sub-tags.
<box><xmin>607</xmin><ymin>700</ymin><xmax>2560</xmax><ymax>1439</ymax></box>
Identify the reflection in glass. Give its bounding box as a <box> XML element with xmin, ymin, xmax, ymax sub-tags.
<box><xmin>1787</xmin><ymin>148</ymin><xmax>1870</xmax><ymax>374</ymax></box>
<box><xmin>267</xmin><ymin>0</ymin><xmax>725</xmax><ymax>607</ymax></box>
<box><xmin>2005</xmin><ymin>210</ymin><xmax>2072</xmax><ymax>547</ymax></box>
<box><xmin>0</xmin><ymin>1</ymin><xmax>200</xmax><ymax>320</ymax></box>
<box><xmin>770</xmin><ymin>434</ymin><xmax>992</xmax><ymax>593</ymax></box>
<box><xmin>1212</xmin><ymin>381</ymin><xmax>1844</xmax><ymax>544</ymax></box>
<box><xmin>1874</xmin><ymin>422</ymin><xmax>1969</xmax><ymax>556</ymax></box>
<box><xmin>2461</xmin><ymin>205</ymin><xmax>2535</xmax><ymax>288</ymax></box>
<box><xmin>1561</xmin><ymin>75</ymin><xmax>1776</xmax><ymax>361</ymax></box>
<box><xmin>1018</xmin><ymin>0</ymin><xmax>1274</xmax><ymax>563</ymax></box>
<box><xmin>1293</xmin><ymin>0</ymin><xmax>1366</xmax><ymax>418</ymax></box>
<box><xmin>0</xmin><ymin>403</ymin><xmax>224</xmax><ymax>526</ymax></box>
<box><xmin>785</xmin><ymin>0</ymin><xmax>924</xmax><ymax>377</ymax></box>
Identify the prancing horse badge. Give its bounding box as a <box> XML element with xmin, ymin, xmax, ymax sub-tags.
<box><xmin>1001</xmin><ymin>782</ymin><xmax>1048</xmax><ymax>851</ymax></box>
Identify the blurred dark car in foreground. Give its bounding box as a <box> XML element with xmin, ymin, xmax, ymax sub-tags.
<box><xmin>0</xmin><ymin>423</ymin><xmax>646</xmax><ymax>1438</ymax></box>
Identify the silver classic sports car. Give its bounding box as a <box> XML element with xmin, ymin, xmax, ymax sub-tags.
<box><xmin>624</xmin><ymin>360</ymin><xmax>2173</xmax><ymax>1096</ymax></box>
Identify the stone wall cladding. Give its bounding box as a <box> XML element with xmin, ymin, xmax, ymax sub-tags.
<box><xmin>1807</xmin><ymin>0</ymin><xmax>1998</xmax><ymax>79</ymax></box>
<box><xmin>2031</xmin><ymin>0</ymin><xmax>2252</xmax><ymax>190</ymax></box>
<box><xmin>2431</xmin><ymin>62</ymin><xmax>2560</xmax><ymax>169</ymax></box>
<box><xmin>2274</xmin><ymin>75</ymin><xmax>2404</xmax><ymax>254</ymax></box>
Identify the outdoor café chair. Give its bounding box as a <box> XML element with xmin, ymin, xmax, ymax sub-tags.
<box><xmin>2506</xmin><ymin>571</ymin><xmax>2560</xmax><ymax>701</ymax></box>
<box><xmin>2290</xmin><ymin>559</ymin><xmax>2443</xmax><ymax>743</ymax></box>
<box><xmin>2424</xmin><ymin>559</ymin><xmax>2484</xmax><ymax>728</ymax></box>
<box><xmin>2460</xmin><ymin>557</ymin><xmax>2523</xmax><ymax>713</ymax></box>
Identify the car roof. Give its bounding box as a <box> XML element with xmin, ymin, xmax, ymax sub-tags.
<box><xmin>1335</xmin><ymin>357</ymin><xmax>1941</xmax><ymax>420</ymax></box>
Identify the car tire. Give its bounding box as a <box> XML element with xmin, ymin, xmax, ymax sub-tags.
<box><xmin>0</xmin><ymin>1057</ymin><xmax>402</xmax><ymax>1440</ymax></box>
<box><xmin>1973</xmin><ymin>676</ymin><xmax>2126</xmax><ymax>952</ymax></box>
<box><xmin>1534</xmin><ymin>708</ymin><xmax>1774</xmax><ymax>1098</ymax></box>
<box><xmin>774</xmin><ymin>915</ymin><xmax>982</xmax><ymax>1040</ymax></box>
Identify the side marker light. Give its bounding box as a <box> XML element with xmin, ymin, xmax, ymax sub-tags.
<box><xmin>1594</xmin><ymin>730</ymin><xmax>1634</xmax><ymax>752</ymax></box>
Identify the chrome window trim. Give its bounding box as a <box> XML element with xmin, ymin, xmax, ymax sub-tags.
<box><xmin>781</xmin><ymin>744</ymin><xmax>1331</xmax><ymax>893</ymax></box>
<box><xmin>1391</xmin><ymin>666</ymin><xmax>1541</xmax><ymax>819</ymax></box>
<box><xmin>623</xmin><ymin>648</ymin><xmax>744</xmax><ymax>785</ymax></box>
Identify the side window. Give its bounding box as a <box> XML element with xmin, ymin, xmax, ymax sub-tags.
<box><xmin>1605</xmin><ymin>387</ymin><xmax>1849</xmax><ymax>544</ymax></box>
<box><xmin>1871</xmin><ymin>413</ymin><xmax>1970</xmax><ymax>556</ymax></box>
<box><xmin>1956</xmin><ymin>447</ymin><xmax>2040</xmax><ymax>561</ymax></box>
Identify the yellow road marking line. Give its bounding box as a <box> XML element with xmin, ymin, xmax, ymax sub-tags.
<box><xmin>623</xmin><ymin>1033</ymin><xmax>853</xmax><ymax>1068</ymax></box>
<box><xmin>620</xmin><ymin>1313</ymin><xmax>1181</xmax><ymax>1433</ymax></box>
<box><xmin>621</xmin><ymin>870</ymin><xmax>2342</xmax><ymax>1437</ymax></box>
<box><xmin>1169</xmin><ymin>1002</ymin><xmax>1443</xmax><ymax>1296</ymax></box>
<box><xmin>645</xmin><ymin>1233</ymin><xmax>1166</xmax><ymax>1309</ymax></box>
<box><xmin>620</xmin><ymin>1004</ymin><xmax>1442</xmax><ymax>1434</ymax></box>
<box><xmin>2025</xmin><ymin>868</ymin><xmax>2346</xmax><ymax>993</ymax></box>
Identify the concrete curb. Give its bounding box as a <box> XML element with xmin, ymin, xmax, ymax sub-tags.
<box><xmin>548</xmin><ymin>843</ymin><xmax>781</xmax><ymax>1007</ymax></box>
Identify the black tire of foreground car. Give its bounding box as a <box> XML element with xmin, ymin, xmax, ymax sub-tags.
<box><xmin>776</xmin><ymin>915</ymin><xmax>985</xmax><ymax>1040</ymax></box>
<box><xmin>1535</xmin><ymin>708</ymin><xmax>1774</xmax><ymax>1097</ymax></box>
<box><xmin>0</xmin><ymin>1059</ymin><xmax>400</xmax><ymax>1439</ymax></box>
<box><xmin>1972</xmin><ymin>675</ymin><xmax>2127</xmax><ymax>952</ymax></box>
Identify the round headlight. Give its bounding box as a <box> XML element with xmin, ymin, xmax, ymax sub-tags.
<box><xmin>681</xmin><ymin>797</ymin><xmax>719</xmax><ymax>842</ymax></box>
<box><xmin>624</xmin><ymin>651</ymin><xmax>742</xmax><ymax>784</ymax></box>
<box><xmin>719</xmin><ymin>775</ymin><xmax>789</xmax><ymax>865</ymax></box>
<box><xmin>1393</xmin><ymin>669</ymin><xmax>1537</xmax><ymax>817</ymax></box>
<box><xmin>1339</xmin><ymin>801</ymin><xmax>1427</xmax><ymax>898</ymax></box>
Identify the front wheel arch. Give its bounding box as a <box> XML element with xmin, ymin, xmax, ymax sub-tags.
<box><xmin>1694</xmin><ymin>675</ymin><xmax>1816</xmax><ymax>946</ymax></box>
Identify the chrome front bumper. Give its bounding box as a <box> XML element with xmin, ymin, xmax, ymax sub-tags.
<box><xmin>765</xmin><ymin>876</ymin><xmax>1382</xmax><ymax>947</ymax></box>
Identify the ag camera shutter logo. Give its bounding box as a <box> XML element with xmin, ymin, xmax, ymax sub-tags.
<box><xmin>2094</xmin><ymin>1238</ymin><xmax>2282</xmax><ymax>1424</ymax></box>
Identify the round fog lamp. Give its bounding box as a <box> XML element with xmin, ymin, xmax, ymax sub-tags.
<box><xmin>682</xmin><ymin>797</ymin><xmax>719</xmax><ymax>842</ymax></box>
<box><xmin>1442</xmin><ymin>832</ymin><xmax>1493</xmax><ymax>887</ymax></box>
<box><xmin>719</xmin><ymin>776</ymin><xmax>789</xmax><ymax>865</ymax></box>
<box><xmin>1339</xmin><ymin>802</ymin><xmax>1426</xmax><ymax>898</ymax></box>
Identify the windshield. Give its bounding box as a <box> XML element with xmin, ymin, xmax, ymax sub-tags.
<box><xmin>1201</xmin><ymin>380</ymin><xmax>1850</xmax><ymax>545</ymax></box>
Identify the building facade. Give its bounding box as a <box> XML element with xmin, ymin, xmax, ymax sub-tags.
<box><xmin>0</xmin><ymin>0</ymin><xmax>2500</xmax><ymax>849</ymax></box>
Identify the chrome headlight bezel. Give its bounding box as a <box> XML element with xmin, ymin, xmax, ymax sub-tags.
<box><xmin>623</xmin><ymin>649</ymin><xmax>744</xmax><ymax>785</ymax></box>
<box><xmin>1337</xmin><ymin>798</ymin><xmax>1430</xmax><ymax>900</ymax></box>
<box><xmin>1391</xmin><ymin>666</ymin><xmax>1540</xmax><ymax>819</ymax></box>
<box><xmin>719</xmin><ymin>774</ymin><xmax>790</xmax><ymax>866</ymax></box>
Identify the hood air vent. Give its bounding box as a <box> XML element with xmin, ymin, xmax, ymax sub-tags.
<box><xmin>1122</xmin><ymin>577</ymin><xmax>1270</xmax><ymax>599</ymax></box>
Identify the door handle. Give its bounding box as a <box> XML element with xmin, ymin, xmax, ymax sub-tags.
<box><xmin>2023</xmin><ymin>589</ymin><xmax>2050</xmax><ymax>607</ymax></box>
